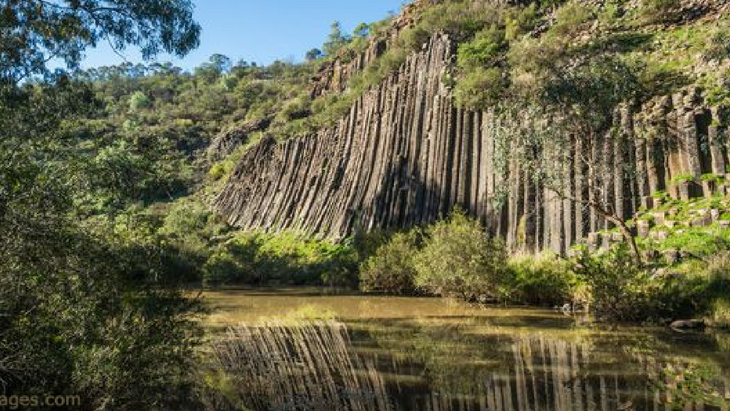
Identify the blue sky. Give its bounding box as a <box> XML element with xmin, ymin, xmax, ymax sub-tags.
<box><xmin>78</xmin><ymin>0</ymin><xmax>407</xmax><ymax>71</ymax></box>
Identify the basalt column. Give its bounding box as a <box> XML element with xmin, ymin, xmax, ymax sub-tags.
<box><xmin>216</xmin><ymin>33</ymin><xmax>729</xmax><ymax>253</ymax></box>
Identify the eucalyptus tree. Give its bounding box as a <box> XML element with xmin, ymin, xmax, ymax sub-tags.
<box><xmin>0</xmin><ymin>1</ymin><xmax>206</xmax><ymax>407</ymax></box>
<box><xmin>0</xmin><ymin>0</ymin><xmax>200</xmax><ymax>83</ymax></box>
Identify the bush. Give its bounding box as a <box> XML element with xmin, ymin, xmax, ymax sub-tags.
<box><xmin>413</xmin><ymin>212</ymin><xmax>509</xmax><ymax>300</ymax></box>
<box><xmin>416</xmin><ymin>0</ymin><xmax>504</xmax><ymax>39</ymax></box>
<box><xmin>359</xmin><ymin>231</ymin><xmax>420</xmax><ymax>295</ymax></box>
<box><xmin>550</xmin><ymin>2</ymin><xmax>594</xmax><ymax>38</ymax></box>
<box><xmin>574</xmin><ymin>245</ymin><xmax>728</xmax><ymax>323</ymax></box>
<box><xmin>203</xmin><ymin>231</ymin><xmax>358</xmax><ymax>287</ymax></box>
<box><xmin>457</xmin><ymin>26</ymin><xmax>506</xmax><ymax>71</ymax></box>
<box><xmin>0</xmin><ymin>227</ymin><xmax>204</xmax><ymax>410</ymax></box>
<box><xmin>507</xmin><ymin>254</ymin><xmax>576</xmax><ymax>306</ymax></box>
<box><xmin>504</xmin><ymin>4</ymin><xmax>538</xmax><ymax>41</ymax></box>
<box><xmin>129</xmin><ymin>90</ymin><xmax>153</xmax><ymax>111</ymax></box>
<box><xmin>574</xmin><ymin>246</ymin><xmax>657</xmax><ymax>322</ymax></box>
<box><xmin>455</xmin><ymin>67</ymin><xmax>506</xmax><ymax>109</ymax></box>
<box><xmin>712</xmin><ymin>299</ymin><xmax>730</xmax><ymax>329</ymax></box>
<box><xmin>657</xmin><ymin>227</ymin><xmax>730</xmax><ymax>258</ymax></box>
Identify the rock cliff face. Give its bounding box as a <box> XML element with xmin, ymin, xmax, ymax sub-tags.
<box><xmin>215</xmin><ymin>32</ymin><xmax>729</xmax><ymax>253</ymax></box>
<box><xmin>207</xmin><ymin>116</ymin><xmax>272</xmax><ymax>161</ymax></box>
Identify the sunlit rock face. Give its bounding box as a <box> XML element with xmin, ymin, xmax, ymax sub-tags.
<box><xmin>216</xmin><ymin>30</ymin><xmax>729</xmax><ymax>253</ymax></box>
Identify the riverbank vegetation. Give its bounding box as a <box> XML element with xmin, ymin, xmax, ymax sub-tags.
<box><xmin>199</xmin><ymin>204</ymin><xmax>730</xmax><ymax>328</ymax></box>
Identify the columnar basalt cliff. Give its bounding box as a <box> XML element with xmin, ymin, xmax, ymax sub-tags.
<box><xmin>215</xmin><ymin>33</ymin><xmax>729</xmax><ymax>253</ymax></box>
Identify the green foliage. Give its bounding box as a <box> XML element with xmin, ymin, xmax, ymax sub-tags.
<box><xmin>455</xmin><ymin>67</ymin><xmax>506</xmax><ymax>109</ymax></box>
<box><xmin>670</xmin><ymin>173</ymin><xmax>697</xmax><ymax>185</ymax></box>
<box><xmin>413</xmin><ymin>212</ymin><xmax>509</xmax><ymax>300</ymax></box>
<box><xmin>657</xmin><ymin>227</ymin><xmax>730</xmax><ymax>257</ymax></box>
<box><xmin>0</xmin><ymin>0</ymin><xmax>201</xmax><ymax>82</ymax></box>
<box><xmin>504</xmin><ymin>4</ymin><xmax>538</xmax><ymax>41</ymax></box>
<box><xmin>0</xmin><ymin>81</ymin><xmax>205</xmax><ymax>408</ymax></box>
<box><xmin>550</xmin><ymin>2</ymin><xmax>594</xmax><ymax>38</ymax></box>
<box><xmin>711</xmin><ymin>298</ymin><xmax>730</xmax><ymax>329</ymax></box>
<box><xmin>598</xmin><ymin>1</ymin><xmax>623</xmax><ymax>25</ymax></box>
<box><xmin>415</xmin><ymin>0</ymin><xmax>504</xmax><ymax>40</ymax></box>
<box><xmin>542</xmin><ymin>56</ymin><xmax>644</xmax><ymax>129</ymax></box>
<box><xmin>323</xmin><ymin>21</ymin><xmax>351</xmax><ymax>56</ymax></box>
<box><xmin>457</xmin><ymin>26</ymin><xmax>506</xmax><ymax>71</ymax></box>
<box><xmin>359</xmin><ymin>232</ymin><xmax>420</xmax><ymax>295</ymax></box>
<box><xmin>305</xmin><ymin>48</ymin><xmax>324</xmax><ymax>62</ymax></box>
<box><xmin>204</xmin><ymin>232</ymin><xmax>358</xmax><ymax>288</ymax></box>
<box><xmin>574</xmin><ymin>243</ymin><xmax>730</xmax><ymax>323</ymax></box>
<box><xmin>0</xmin><ymin>3</ymin><xmax>208</xmax><ymax>407</ymax></box>
<box><xmin>574</xmin><ymin>246</ymin><xmax>659</xmax><ymax>322</ymax></box>
<box><xmin>506</xmin><ymin>254</ymin><xmax>576</xmax><ymax>306</ymax></box>
<box><xmin>129</xmin><ymin>90</ymin><xmax>153</xmax><ymax>111</ymax></box>
<box><xmin>158</xmin><ymin>198</ymin><xmax>229</xmax><ymax>280</ymax></box>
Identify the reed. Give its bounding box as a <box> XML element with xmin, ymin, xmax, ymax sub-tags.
<box><xmin>212</xmin><ymin>320</ymin><xmax>392</xmax><ymax>411</ymax></box>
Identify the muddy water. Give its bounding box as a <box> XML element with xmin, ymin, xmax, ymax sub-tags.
<box><xmin>203</xmin><ymin>288</ymin><xmax>730</xmax><ymax>411</ymax></box>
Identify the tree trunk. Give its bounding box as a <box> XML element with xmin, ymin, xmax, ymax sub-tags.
<box><xmin>554</xmin><ymin>190</ymin><xmax>644</xmax><ymax>267</ymax></box>
<box><xmin>604</xmin><ymin>214</ymin><xmax>644</xmax><ymax>267</ymax></box>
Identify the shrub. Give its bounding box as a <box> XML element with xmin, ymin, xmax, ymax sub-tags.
<box><xmin>403</xmin><ymin>26</ymin><xmax>431</xmax><ymax>51</ymax></box>
<box><xmin>550</xmin><ymin>2</ymin><xmax>594</xmax><ymax>38</ymax></box>
<box><xmin>413</xmin><ymin>212</ymin><xmax>509</xmax><ymax>300</ymax></box>
<box><xmin>455</xmin><ymin>67</ymin><xmax>506</xmax><ymax>109</ymax></box>
<box><xmin>203</xmin><ymin>232</ymin><xmax>358</xmax><ymax>287</ymax></box>
<box><xmin>504</xmin><ymin>4</ymin><xmax>538</xmax><ymax>41</ymax></box>
<box><xmin>359</xmin><ymin>231</ymin><xmax>420</xmax><ymax>295</ymax></box>
<box><xmin>573</xmin><ymin>246</ymin><xmax>657</xmax><ymax>322</ymax></box>
<box><xmin>129</xmin><ymin>90</ymin><xmax>153</xmax><ymax>111</ymax></box>
<box><xmin>416</xmin><ymin>0</ymin><xmax>504</xmax><ymax>40</ymax></box>
<box><xmin>457</xmin><ymin>26</ymin><xmax>506</xmax><ymax>71</ymax></box>
<box><xmin>658</xmin><ymin>227</ymin><xmax>730</xmax><ymax>258</ymax></box>
<box><xmin>507</xmin><ymin>254</ymin><xmax>576</xmax><ymax>306</ymax></box>
<box><xmin>573</xmin><ymin>245</ymin><xmax>730</xmax><ymax>323</ymax></box>
<box><xmin>712</xmin><ymin>298</ymin><xmax>730</xmax><ymax>329</ymax></box>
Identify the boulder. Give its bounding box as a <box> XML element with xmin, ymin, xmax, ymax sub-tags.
<box><xmin>663</xmin><ymin>250</ymin><xmax>680</xmax><ymax>265</ymax></box>
<box><xmin>710</xmin><ymin>209</ymin><xmax>720</xmax><ymax>222</ymax></box>
<box><xmin>670</xmin><ymin>319</ymin><xmax>706</xmax><ymax>330</ymax></box>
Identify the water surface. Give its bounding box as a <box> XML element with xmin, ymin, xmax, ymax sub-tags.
<box><xmin>203</xmin><ymin>288</ymin><xmax>730</xmax><ymax>411</ymax></box>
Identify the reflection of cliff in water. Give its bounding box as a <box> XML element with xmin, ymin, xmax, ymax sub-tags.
<box><xmin>213</xmin><ymin>319</ymin><xmax>730</xmax><ymax>411</ymax></box>
<box><xmin>356</xmin><ymin>322</ymin><xmax>730</xmax><ymax>411</ymax></box>
<box><xmin>212</xmin><ymin>321</ymin><xmax>392</xmax><ymax>411</ymax></box>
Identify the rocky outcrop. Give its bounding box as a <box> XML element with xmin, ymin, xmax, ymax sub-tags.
<box><xmin>207</xmin><ymin>116</ymin><xmax>272</xmax><ymax>161</ymax></box>
<box><xmin>216</xmin><ymin>32</ymin><xmax>729</xmax><ymax>253</ymax></box>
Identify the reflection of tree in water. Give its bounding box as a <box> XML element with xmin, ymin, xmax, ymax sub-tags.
<box><xmin>212</xmin><ymin>317</ymin><xmax>730</xmax><ymax>411</ymax></box>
